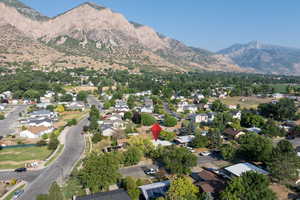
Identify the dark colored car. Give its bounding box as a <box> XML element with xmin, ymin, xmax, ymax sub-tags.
<box><xmin>15</xmin><ymin>168</ymin><xmax>27</xmax><ymax>172</ymax></box>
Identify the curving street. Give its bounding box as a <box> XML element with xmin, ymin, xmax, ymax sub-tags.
<box><xmin>19</xmin><ymin>117</ymin><xmax>87</xmax><ymax>200</ymax></box>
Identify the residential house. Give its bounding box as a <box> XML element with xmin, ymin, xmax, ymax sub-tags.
<box><xmin>134</xmin><ymin>90</ymin><xmax>152</xmax><ymax>97</ymax></box>
<box><xmin>191</xmin><ymin>170</ymin><xmax>226</xmax><ymax>197</ymax></box>
<box><xmin>75</xmin><ymin>189</ymin><xmax>131</xmax><ymax>200</ymax></box>
<box><xmin>175</xmin><ymin>135</ymin><xmax>195</xmax><ymax>146</ymax></box>
<box><xmin>27</xmin><ymin>118</ymin><xmax>53</xmax><ymax>127</ymax></box>
<box><xmin>20</xmin><ymin>126</ymin><xmax>54</xmax><ymax>139</ymax></box>
<box><xmin>67</xmin><ymin>101</ymin><xmax>86</xmax><ymax>111</ymax></box>
<box><xmin>245</xmin><ymin>127</ymin><xmax>262</xmax><ymax>134</ymax></box>
<box><xmin>272</xmin><ymin>93</ymin><xmax>284</xmax><ymax>99</ymax></box>
<box><xmin>115</xmin><ymin>100</ymin><xmax>129</xmax><ymax>112</ymax></box>
<box><xmin>29</xmin><ymin>110</ymin><xmax>56</xmax><ymax>119</ymax></box>
<box><xmin>228</xmin><ymin>104</ymin><xmax>237</xmax><ymax>110</ymax></box>
<box><xmin>141</xmin><ymin>98</ymin><xmax>154</xmax><ymax>113</ymax></box>
<box><xmin>194</xmin><ymin>113</ymin><xmax>209</xmax><ymax>123</ymax></box>
<box><xmin>224</xmin><ymin>162</ymin><xmax>269</xmax><ymax>178</ymax></box>
<box><xmin>207</xmin><ymin>112</ymin><xmax>216</xmax><ymax>122</ymax></box>
<box><xmin>223</xmin><ymin>128</ymin><xmax>245</xmax><ymax>140</ymax></box>
<box><xmin>139</xmin><ymin>181</ymin><xmax>170</xmax><ymax>200</ymax></box>
<box><xmin>231</xmin><ymin>110</ymin><xmax>242</xmax><ymax>120</ymax></box>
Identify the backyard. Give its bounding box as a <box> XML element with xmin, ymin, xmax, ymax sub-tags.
<box><xmin>0</xmin><ymin>146</ymin><xmax>52</xmax><ymax>169</ymax></box>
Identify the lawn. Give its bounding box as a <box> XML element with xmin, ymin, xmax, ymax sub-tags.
<box><xmin>219</xmin><ymin>96</ymin><xmax>273</xmax><ymax>109</ymax></box>
<box><xmin>0</xmin><ymin>146</ymin><xmax>52</xmax><ymax>169</ymax></box>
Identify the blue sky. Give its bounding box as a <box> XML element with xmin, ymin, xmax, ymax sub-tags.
<box><xmin>20</xmin><ymin>0</ymin><xmax>300</xmax><ymax>51</ymax></box>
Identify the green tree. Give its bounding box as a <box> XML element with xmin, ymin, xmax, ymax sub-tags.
<box><xmin>60</xmin><ymin>93</ymin><xmax>73</xmax><ymax>102</ymax></box>
<box><xmin>220</xmin><ymin>172</ymin><xmax>277</xmax><ymax>200</ymax></box>
<box><xmin>161</xmin><ymin>145</ymin><xmax>197</xmax><ymax>174</ymax></box>
<box><xmin>91</xmin><ymin>133</ymin><xmax>103</xmax><ymax>144</ymax></box>
<box><xmin>238</xmin><ymin>133</ymin><xmax>273</xmax><ymax>162</ymax></box>
<box><xmin>123</xmin><ymin>146</ymin><xmax>143</xmax><ymax>166</ymax></box>
<box><xmin>122</xmin><ymin>177</ymin><xmax>140</xmax><ymax>200</ymax></box>
<box><xmin>48</xmin><ymin>182</ymin><xmax>64</xmax><ymax>200</ymax></box>
<box><xmin>241</xmin><ymin>111</ymin><xmax>265</xmax><ymax>128</ymax></box>
<box><xmin>166</xmin><ymin>176</ymin><xmax>199</xmax><ymax>200</ymax></box>
<box><xmin>164</xmin><ymin>114</ymin><xmax>178</xmax><ymax>127</ymax></box>
<box><xmin>190</xmin><ymin>134</ymin><xmax>209</xmax><ymax>148</ymax></box>
<box><xmin>261</xmin><ymin>119</ymin><xmax>286</xmax><ymax>137</ymax></box>
<box><xmin>127</xmin><ymin>95</ymin><xmax>135</xmax><ymax>109</ymax></box>
<box><xmin>220</xmin><ymin>143</ymin><xmax>237</xmax><ymax>160</ymax></box>
<box><xmin>141</xmin><ymin>113</ymin><xmax>156</xmax><ymax>126</ymax></box>
<box><xmin>159</xmin><ymin>131</ymin><xmax>176</xmax><ymax>141</ymax></box>
<box><xmin>67</xmin><ymin>118</ymin><xmax>77</xmax><ymax>126</ymax></box>
<box><xmin>267</xmin><ymin>140</ymin><xmax>300</xmax><ymax>183</ymax></box>
<box><xmin>78</xmin><ymin>152</ymin><xmax>120</xmax><ymax>192</ymax></box>
<box><xmin>211</xmin><ymin>100</ymin><xmax>228</xmax><ymax>112</ymax></box>
<box><xmin>48</xmin><ymin>133</ymin><xmax>59</xmax><ymax>150</ymax></box>
<box><xmin>124</xmin><ymin>112</ymin><xmax>133</xmax><ymax>120</ymax></box>
<box><xmin>207</xmin><ymin>128</ymin><xmax>222</xmax><ymax>148</ymax></box>
<box><xmin>77</xmin><ymin>91</ymin><xmax>88</xmax><ymax>102</ymax></box>
<box><xmin>103</xmin><ymin>101</ymin><xmax>111</xmax><ymax>109</ymax></box>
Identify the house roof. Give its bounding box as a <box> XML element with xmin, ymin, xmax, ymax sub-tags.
<box><xmin>31</xmin><ymin>110</ymin><xmax>52</xmax><ymax>116</ymax></box>
<box><xmin>225</xmin><ymin>162</ymin><xmax>269</xmax><ymax>177</ymax></box>
<box><xmin>27</xmin><ymin>126</ymin><xmax>51</xmax><ymax>134</ymax></box>
<box><xmin>139</xmin><ymin>181</ymin><xmax>170</xmax><ymax>200</ymax></box>
<box><xmin>223</xmin><ymin>128</ymin><xmax>241</xmax><ymax>137</ymax></box>
<box><xmin>175</xmin><ymin>135</ymin><xmax>195</xmax><ymax>143</ymax></box>
<box><xmin>76</xmin><ymin>189</ymin><xmax>131</xmax><ymax>200</ymax></box>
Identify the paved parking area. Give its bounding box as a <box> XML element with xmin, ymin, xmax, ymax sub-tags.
<box><xmin>119</xmin><ymin>164</ymin><xmax>158</xmax><ymax>179</ymax></box>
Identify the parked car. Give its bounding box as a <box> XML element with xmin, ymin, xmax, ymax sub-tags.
<box><xmin>144</xmin><ymin>168</ymin><xmax>158</xmax><ymax>175</ymax></box>
<box><xmin>13</xmin><ymin>189</ymin><xmax>24</xmax><ymax>199</ymax></box>
<box><xmin>186</xmin><ymin>147</ymin><xmax>195</xmax><ymax>153</ymax></box>
<box><xmin>15</xmin><ymin>168</ymin><xmax>27</xmax><ymax>172</ymax></box>
<box><xmin>200</xmin><ymin>151</ymin><xmax>211</xmax><ymax>156</ymax></box>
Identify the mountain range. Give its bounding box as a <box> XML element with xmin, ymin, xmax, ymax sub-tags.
<box><xmin>0</xmin><ymin>0</ymin><xmax>299</xmax><ymax>75</ymax></box>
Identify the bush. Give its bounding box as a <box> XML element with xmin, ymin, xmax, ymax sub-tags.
<box><xmin>141</xmin><ymin>113</ymin><xmax>156</xmax><ymax>126</ymax></box>
<box><xmin>48</xmin><ymin>134</ymin><xmax>59</xmax><ymax>150</ymax></box>
<box><xmin>0</xmin><ymin>114</ymin><xmax>4</xmax><ymax>120</ymax></box>
<box><xmin>159</xmin><ymin>131</ymin><xmax>176</xmax><ymax>141</ymax></box>
<box><xmin>92</xmin><ymin>133</ymin><xmax>103</xmax><ymax>144</ymax></box>
<box><xmin>123</xmin><ymin>146</ymin><xmax>143</xmax><ymax>166</ymax></box>
<box><xmin>67</xmin><ymin>118</ymin><xmax>77</xmax><ymax>126</ymax></box>
<box><xmin>37</xmin><ymin>140</ymin><xmax>47</xmax><ymax>146</ymax></box>
<box><xmin>164</xmin><ymin>114</ymin><xmax>177</xmax><ymax>127</ymax></box>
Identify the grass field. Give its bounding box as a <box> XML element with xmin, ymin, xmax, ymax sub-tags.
<box><xmin>0</xmin><ymin>146</ymin><xmax>52</xmax><ymax>169</ymax></box>
<box><xmin>270</xmin><ymin>83</ymin><xmax>300</xmax><ymax>93</ymax></box>
<box><xmin>219</xmin><ymin>96</ymin><xmax>273</xmax><ymax>109</ymax></box>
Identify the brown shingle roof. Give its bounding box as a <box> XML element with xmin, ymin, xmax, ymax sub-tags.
<box><xmin>27</xmin><ymin>126</ymin><xmax>50</xmax><ymax>134</ymax></box>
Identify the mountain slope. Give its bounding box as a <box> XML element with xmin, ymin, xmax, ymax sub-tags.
<box><xmin>0</xmin><ymin>0</ymin><xmax>249</xmax><ymax>72</ymax></box>
<box><xmin>218</xmin><ymin>41</ymin><xmax>300</xmax><ymax>74</ymax></box>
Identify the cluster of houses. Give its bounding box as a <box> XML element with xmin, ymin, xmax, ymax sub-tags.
<box><xmin>20</xmin><ymin>110</ymin><xmax>57</xmax><ymax>139</ymax></box>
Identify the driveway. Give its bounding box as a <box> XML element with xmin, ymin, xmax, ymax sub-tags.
<box><xmin>119</xmin><ymin>164</ymin><xmax>158</xmax><ymax>179</ymax></box>
<box><xmin>0</xmin><ymin>105</ymin><xmax>26</xmax><ymax>136</ymax></box>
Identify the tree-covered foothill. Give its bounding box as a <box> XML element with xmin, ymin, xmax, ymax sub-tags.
<box><xmin>220</xmin><ymin>172</ymin><xmax>277</xmax><ymax>200</ymax></box>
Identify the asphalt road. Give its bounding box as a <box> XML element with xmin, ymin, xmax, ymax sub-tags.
<box><xmin>0</xmin><ymin>105</ymin><xmax>27</xmax><ymax>136</ymax></box>
<box><xmin>0</xmin><ymin>170</ymin><xmax>42</xmax><ymax>182</ymax></box>
<box><xmin>19</xmin><ymin>117</ymin><xmax>87</xmax><ymax>200</ymax></box>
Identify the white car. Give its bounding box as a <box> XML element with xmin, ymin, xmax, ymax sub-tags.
<box><xmin>200</xmin><ymin>151</ymin><xmax>211</xmax><ymax>156</ymax></box>
<box><xmin>186</xmin><ymin>147</ymin><xmax>195</xmax><ymax>153</ymax></box>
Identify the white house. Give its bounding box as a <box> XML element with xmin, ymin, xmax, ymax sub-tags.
<box><xmin>20</xmin><ymin>126</ymin><xmax>53</xmax><ymax>139</ymax></box>
<box><xmin>225</xmin><ymin>162</ymin><xmax>269</xmax><ymax>177</ymax></box>
<box><xmin>194</xmin><ymin>113</ymin><xmax>209</xmax><ymax>123</ymax></box>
